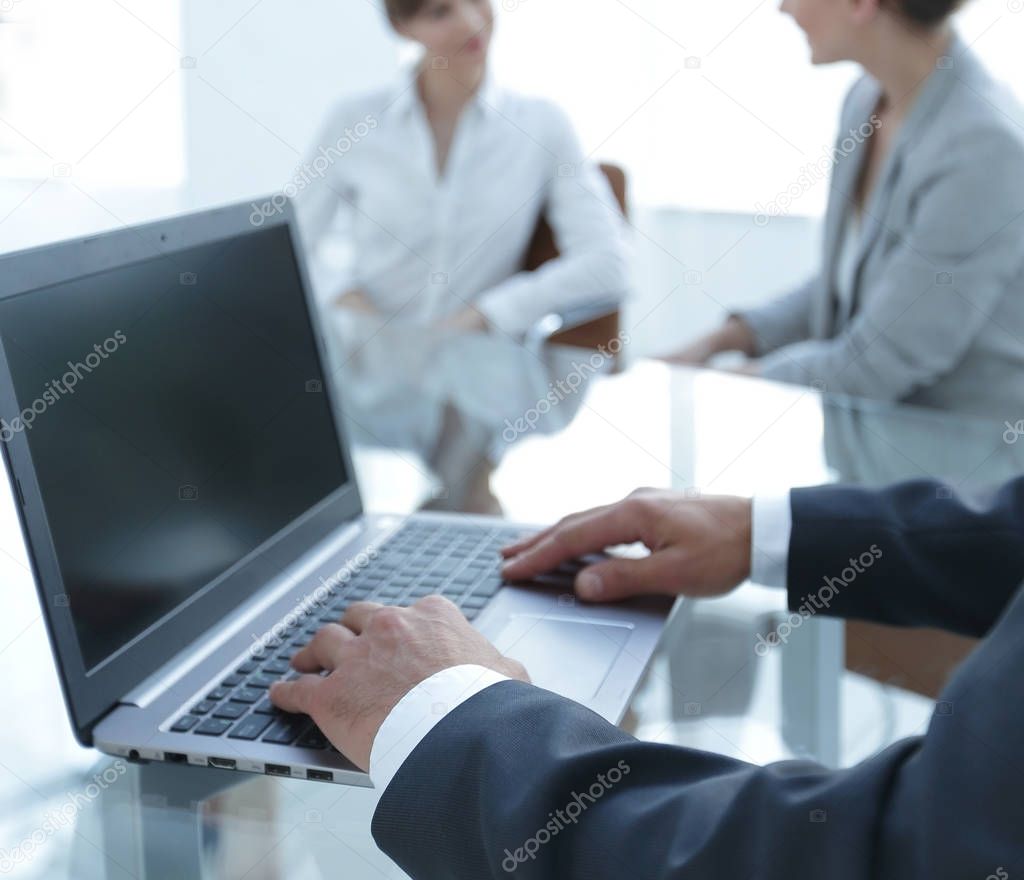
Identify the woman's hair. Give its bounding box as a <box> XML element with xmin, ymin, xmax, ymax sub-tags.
<box><xmin>383</xmin><ymin>0</ymin><xmax>428</xmax><ymax>22</ymax></box>
<box><xmin>883</xmin><ymin>0</ymin><xmax>966</xmax><ymax>26</ymax></box>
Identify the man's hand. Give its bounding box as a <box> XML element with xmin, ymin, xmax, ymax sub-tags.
<box><xmin>268</xmin><ymin>596</ymin><xmax>528</xmax><ymax>772</ymax></box>
<box><xmin>501</xmin><ymin>489</ymin><xmax>753</xmax><ymax>602</ymax></box>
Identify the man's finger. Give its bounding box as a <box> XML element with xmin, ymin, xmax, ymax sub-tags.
<box><xmin>502</xmin><ymin>504</ymin><xmax>642</xmax><ymax>581</ymax></box>
<box><xmin>499</xmin><ymin>505</ymin><xmax>611</xmax><ymax>559</ymax></box>
<box><xmin>575</xmin><ymin>552</ymin><xmax>676</xmax><ymax>602</ymax></box>
<box><xmin>499</xmin><ymin>526</ymin><xmax>553</xmax><ymax>559</ymax></box>
<box><xmin>290</xmin><ymin>623</ymin><xmax>355</xmax><ymax>673</ymax></box>
<box><xmin>339</xmin><ymin>600</ymin><xmax>387</xmax><ymax>635</ymax></box>
<box><xmin>268</xmin><ymin>673</ymin><xmax>324</xmax><ymax>716</ymax></box>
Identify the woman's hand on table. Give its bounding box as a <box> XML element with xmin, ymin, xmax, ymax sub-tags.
<box><xmin>443</xmin><ymin>306</ymin><xmax>489</xmax><ymax>334</ymax></box>
<box><xmin>661</xmin><ymin>316</ymin><xmax>757</xmax><ymax>366</ymax></box>
<box><xmin>333</xmin><ymin>288</ymin><xmax>378</xmax><ymax>314</ymax></box>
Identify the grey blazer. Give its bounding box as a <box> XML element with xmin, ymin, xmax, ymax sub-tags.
<box><xmin>740</xmin><ymin>33</ymin><xmax>1024</xmax><ymax>419</ymax></box>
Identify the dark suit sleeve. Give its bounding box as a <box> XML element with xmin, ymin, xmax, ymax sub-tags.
<box><xmin>373</xmin><ymin>585</ymin><xmax>1024</xmax><ymax>878</ymax></box>
<box><xmin>787</xmin><ymin>476</ymin><xmax>1024</xmax><ymax>638</ymax></box>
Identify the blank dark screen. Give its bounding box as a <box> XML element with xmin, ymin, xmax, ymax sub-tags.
<box><xmin>0</xmin><ymin>225</ymin><xmax>349</xmax><ymax>670</ymax></box>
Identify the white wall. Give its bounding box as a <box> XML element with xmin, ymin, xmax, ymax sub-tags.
<box><xmin>624</xmin><ymin>206</ymin><xmax>821</xmax><ymax>359</ymax></box>
<box><xmin>179</xmin><ymin>0</ymin><xmax>396</xmax><ymax>210</ymax></box>
<box><xmin>492</xmin><ymin>0</ymin><xmax>1024</xmax><ymax>216</ymax></box>
<box><xmin>490</xmin><ymin>0</ymin><xmax>858</xmax><ymax>216</ymax></box>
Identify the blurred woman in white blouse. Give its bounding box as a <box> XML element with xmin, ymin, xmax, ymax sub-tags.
<box><xmin>292</xmin><ymin>0</ymin><xmax>628</xmax><ymax>512</ymax></box>
<box><xmin>294</xmin><ymin>0</ymin><xmax>629</xmax><ymax>338</ymax></box>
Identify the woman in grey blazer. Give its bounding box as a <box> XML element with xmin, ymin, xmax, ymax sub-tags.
<box><xmin>672</xmin><ymin>0</ymin><xmax>1024</xmax><ymax>419</ymax></box>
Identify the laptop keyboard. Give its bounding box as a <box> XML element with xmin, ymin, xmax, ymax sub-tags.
<box><xmin>168</xmin><ymin>520</ymin><xmax>527</xmax><ymax>747</ymax></box>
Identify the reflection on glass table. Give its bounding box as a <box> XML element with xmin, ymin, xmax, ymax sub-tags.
<box><xmin>322</xmin><ymin>310</ymin><xmax>619</xmax><ymax>515</ymax></box>
<box><xmin>1</xmin><ymin>363</ymin><xmax>1018</xmax><ymax>879</ymax></box>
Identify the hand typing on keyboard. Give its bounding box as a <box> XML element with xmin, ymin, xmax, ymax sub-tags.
<box><xmin>500</xmin><ymin>488</ymin><xmax>753</xmax><ymax>602</ymax></box>
<box><xmin>268</xmin><ymin>595</ymin><xmax>529</xmax><ymax>771</ymax></box>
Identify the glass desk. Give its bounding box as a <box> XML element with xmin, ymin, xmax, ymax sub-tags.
<box><xmin>1</xmin><ymin>354</ymin><xmax>1020</xmax><ymax>879</ymax></box>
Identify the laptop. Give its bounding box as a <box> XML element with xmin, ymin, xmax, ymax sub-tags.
<box><xmin>0</xmin><ymin>198</ymin><xmax>672</xmax><ymax>786</ymax></box>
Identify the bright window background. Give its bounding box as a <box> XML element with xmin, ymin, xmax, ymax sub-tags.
<box><xmin>2</xmin><ymin>2</ymin><xmax>1022</xmax><ymax>211</ymax></box>
<box><xmin>0</xmin><ymin>0</ymin><xmax>394</xmax><ymax>254</ymax></box>
<box><xmin>491</xmin><ymin>0</ymin><xmax>1024</xmax><ymax>216</ymax></box>
<box><xmin>0</xmin><ymin>0</ymin><xmax>184</xmax><ymax>184</ymax></box>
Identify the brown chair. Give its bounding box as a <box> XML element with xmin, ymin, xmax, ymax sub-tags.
<box><xmin>845</xmin><ymin>621</ymin><xmax>978</xmax><ymax>699</ymax></box>
<box><xmin>522</xmin><ymin>163</ymin><xmax>627</xmax><ymax>352</ymax></box>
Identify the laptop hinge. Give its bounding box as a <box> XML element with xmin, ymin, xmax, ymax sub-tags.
<box><xmin>120</xmin><ymin>519</ymin><xmax>370</xmax><ymax>708</ymax></box>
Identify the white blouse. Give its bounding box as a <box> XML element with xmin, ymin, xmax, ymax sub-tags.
<box><xmin>292</xmin><ymin>70</ymin><xmax>630</xmax><ymax>337</ymax></box>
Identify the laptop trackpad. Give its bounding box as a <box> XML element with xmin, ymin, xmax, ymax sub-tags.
<box><xmin>492</xmin><ymin>615</ymin><xmax>633</xmax><ymax>703</ymax></box>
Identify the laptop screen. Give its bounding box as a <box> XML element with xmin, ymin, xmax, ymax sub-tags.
<box><xmin>0</xmin><ymin>224</ymin><xmax>349</xmax><ymax>672</ymax></box>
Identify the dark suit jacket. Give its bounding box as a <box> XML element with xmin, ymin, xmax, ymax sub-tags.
<box><xmin>372</xmin><ymin>477</ymin><xmax>1024</xmax><ymax>878</ymax></box>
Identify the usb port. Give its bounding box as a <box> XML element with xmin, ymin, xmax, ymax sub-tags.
<box><xmin>307</xmin><ymin>769</ymin><xmax>333</xmax><ymax>782</ymax></box>
<box><xmin>164</xmin><ymin>752</ymin><xmax>187</xmax><ymax>764</ymax></box>
<box><xmin>208</xmin><ymin>757</ymin><xmax>236</xmax><ymax>770</ymax></box>
<box><xmin>264</xmin><ymin>763</ymin><xmax>291</xmax><ymax>777</ymax></box>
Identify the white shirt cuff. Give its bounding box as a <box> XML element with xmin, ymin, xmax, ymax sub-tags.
<box><xmin>750</xmin><ymin>493</ymin><xmax>793</xmax><ymax>588</ymax></box>
<box><xmin>368</xmin><ymin>664</ymin><xmax>510</xmax><ymax>792</ymax></box>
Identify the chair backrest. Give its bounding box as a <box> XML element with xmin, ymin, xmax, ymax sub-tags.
<box><xmin>523</xmin><ymin>163</ymin><xmax>628</xmax><ymax>272</ymax></box>
<box><xmin>523</xmin><ymin>163</ymin><xmax>628</xmax><ymax>353</ymax></box>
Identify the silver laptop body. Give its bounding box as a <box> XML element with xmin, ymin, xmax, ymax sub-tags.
<box><xmin>0</xmin><ymin>199</ymin><xmax>672</xmax><ymax>787</ymax></box>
